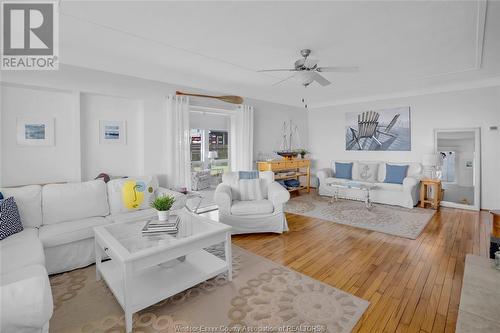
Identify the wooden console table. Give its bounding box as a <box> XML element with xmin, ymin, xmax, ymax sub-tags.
<box><xmin>257</xmin><ymin>159</ymin><xmax>310</xmax><ymax>193</ymax></box>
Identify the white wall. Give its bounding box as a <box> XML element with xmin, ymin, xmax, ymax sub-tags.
<box><xmin>250</xmin><ymin>98</ymin><xmax>309</xmax><ymax>160</ymax></box>
<box><xmin>0</xmin><ymin>85</ymin><xmax>80</xmax><ymax>186</ymax></box>
<box><xmin>1</xmin><ymin>64</ymin><xmax>308</xmax><ymax>187</ymax></box>
<box><xmin>308</xmin><ymin>86</ymin><xmax>500</xmax><ymax>209</ymax></box>
<box><xmin>80</xmin><ymin>93</ymin><xmax>144</xmax><ymax>180</ymax></box>
<box><xmin>190</xmin><ymin>112</ymin><xmax>230</xmax><ymax>131</ymax></box>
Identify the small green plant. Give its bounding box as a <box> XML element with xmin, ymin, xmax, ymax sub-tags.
<box><xmin>151</xmin><ymin>195</ymin><xmax>176</xmax><ymax>211</ymax></box>
<box><xmin>298</xmin><ymin>149</ymin><xmax>309</xmax><ymax>157</ymax></box>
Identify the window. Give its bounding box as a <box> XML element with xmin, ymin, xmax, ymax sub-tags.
<box><xmin>208</xmin><ymin>130</ymin><xmax>228</xmax><ymax>160</ymax></box>
<box><xmin>190</xmin><ymin>129</ymin><xmax>230</xmax><ymax>173</ymax></box>
<box><xmin>190</xmin><ymin>129</ymin><xmax>203</xmax><ymax>162</ymax></box>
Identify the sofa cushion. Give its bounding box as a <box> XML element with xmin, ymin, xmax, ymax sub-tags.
<box><xmin>355</xmin><ymin>163</ymin><xmax>379</xmax><ymax>183</ymax></box>
<box><xmin>39</xmin><ymin>216</ymin><xmax>109</xmax><ymax>248</ymax></box>
<box><xmin>231</xmin><ymin>200</ymin><xmax>274</xmax><ymax>216</ymax></box>
<box><xmin>0</xmin><ymin>228</ymin><xmax>44</xmax><ymax>273</ymax></box>
<box><xmin>42</xmin><ymin>180</ymin><xmax>110</xmax><ymax>225</ymax></box>
<box><xmin>374</xmin><ymin>182</ymin><xmax>404</xmax><ymax>191</ymax></box>
<box><xmin>107</xmin><ymin>176</ymin><xmax>158</xmax><ymax>215</ymax></box>
<box><xmin>335</xmin><ymin>162</ymin><xmax>353</xmax><ymax>179</ymax></box>
<box><xmin>379</xmin><ymin>162</ymin><xmax>422</xmax><ymax>181</ymax></box>
<box><xmin>106</xmin><ymin>208</ymin><xmax>157</xmax><ymax>224</ymax></box>
<box><xmin>0</xmin><ymin>185</ymin><xmax>42</xmax><ymax>228</ymax></box>
<box><xmin>384</xmin><ymin>164</ymin><xmax>409</xmax><ymax>184</ymax></box>
<box><xmin>0</xmin><ymin>197</ymin><xmax>23</xmax><ymax>240</ymax></box>
<box><xmin>0</xmin><ymin>264</ymin><xmax>53</xmax><ymax>332</ymax></box>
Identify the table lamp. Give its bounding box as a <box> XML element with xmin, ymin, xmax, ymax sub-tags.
<box><xmin>422</xmin><ymin>153</ymin><xmax>442</xmax><ymax>179</ymax></box>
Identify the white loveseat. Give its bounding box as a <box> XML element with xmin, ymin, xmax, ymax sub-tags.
<box><xmin>0</xmin><ymin>177</ymin><xmax>185</xmax><ymax>333</ymax></box>
<box><xmin>317</xmin><ymin>161</ymin><xmax>422</xmax><ymax>209</ymax></box>
<box><xmin>214</xmin><ymin>171</ymin><xmax>290</xmax><ymax>234</ymax></box>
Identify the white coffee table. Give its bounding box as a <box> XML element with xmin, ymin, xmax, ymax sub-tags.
<box><xmin>93</xmin><ymin>209</ymin><xmax>232</xmax><ymax>333</ymax></box>
<box><xmin>327</xmin><ymin>181</ymin><xmax>377</xmax><ymax>208</ymax></box>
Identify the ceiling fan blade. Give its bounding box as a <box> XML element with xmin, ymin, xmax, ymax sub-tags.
<box><xmin>316</xmin><ymin>66</ymin><xmax>359</xmax><ymax>73</ymax></box>
<box><xmin>311</xmin><ymin>72</ymin><xmax>331</xmax><ymax>86</ymax></box>
<box><xmin>272</xmin><ymin>74</ymin><xmax>296</xmax><ymax>86</ymax></box>
<box><xmin>257</xmin><ymin>68</ymin><xmax>297</xmax><ymax>72</ymax></box>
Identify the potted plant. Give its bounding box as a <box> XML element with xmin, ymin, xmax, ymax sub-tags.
<box><xmin>298</xmin><ymin>149</ymin><xmax>309</xmax><ymax>159</ymax></box>
<box><xmin>151</xmin><ymin>195</ymin><xmax>176</xmax><ymax>221</ymax></box>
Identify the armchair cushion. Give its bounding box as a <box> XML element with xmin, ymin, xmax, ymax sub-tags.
<box><xmin>238</xmin><ymin>179</ymin><xmax>264</xmax><ymax>201</ymax></box>
<box><xmin>230</xmin><ymin>200</ymin><xmax>274</xmax><ymax>216</ymax></box>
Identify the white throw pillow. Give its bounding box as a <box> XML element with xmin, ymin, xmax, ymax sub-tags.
<box><xmin>355</xmin><ymin>163</ymin><xmax>379</xmax><ymax>183</ymax></box>
<box><xmin>238</xmin><ymin>179</ymin><xmax>264</xmax><ymax>201</ymax></box>
<box><xmin>107</xmin><ymin>176</ymin><xmax>158</xmax><ymax>214</ymax></box>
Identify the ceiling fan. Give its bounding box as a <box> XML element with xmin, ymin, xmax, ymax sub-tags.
<box><xmin>258</xmin><ymin>49</ymin><xmax>358</xmax><ymax>87</ymax></box>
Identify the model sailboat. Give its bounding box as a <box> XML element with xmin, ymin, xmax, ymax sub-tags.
<box><xmin>276</xmin><ymin>120</ymin><xmax>302</xmax><ymax>159</ymax></box>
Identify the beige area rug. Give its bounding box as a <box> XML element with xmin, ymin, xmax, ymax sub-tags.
<box><xmin>285</xmin><ymin>192</ymin><xmax>435</xmax><ymax>239</ymax></box>
<box><xmin>49</xmin><ymin>245</ymin><xmax>368</xmax><ymax>333</ymax></box>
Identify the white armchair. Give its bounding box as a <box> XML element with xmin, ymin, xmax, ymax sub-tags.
<box><xmin>214</xmin><ymin>171</ymin><xmax>290</xmax><ymax>234</ymax></box>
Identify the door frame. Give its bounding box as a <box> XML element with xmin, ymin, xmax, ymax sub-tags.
<box><xmin>434</xmin><ymin>127</ymin><xmax>481</xmax><ymax>211</ymax></box>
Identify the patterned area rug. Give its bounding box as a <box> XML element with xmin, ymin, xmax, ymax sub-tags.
<box><xmin>49</xmin><ymin>245</ymin><xmax>368</xmax><ymax>333</ymax></box>
<box><xmin>285</xmin><ymin>192</ymin><xmax>435</xmax><ymax>239</ymax></box>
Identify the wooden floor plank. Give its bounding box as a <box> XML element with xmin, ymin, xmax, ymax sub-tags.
<box><xmin>215</xmin><ymin>201</ymin><xmax>491</xmax><ymax>333</ymax></box>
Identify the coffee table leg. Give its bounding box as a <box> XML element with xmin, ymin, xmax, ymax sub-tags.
<box><xmin>365</xmin><ymin>190</ymin><xmax>373</xmax><ymax>209</ymax></box>
<box><xmin>329</xmin><ymin>188</ymin><xmax>339</xmax><ymax>205</ymax></box>
<box><xmin>225</xmin><ymin>232</ymin><xmax>233</xmax><ymax>281</ymax></box>
<box><xmin>123</xmin><ymin>265</ymin><xmax>133</xmax><ymax>333</ymax></box>
<box><xmin>95</xmin><ymin>239</ymin><xmax>102</xmax><ymax>281</ymax></box>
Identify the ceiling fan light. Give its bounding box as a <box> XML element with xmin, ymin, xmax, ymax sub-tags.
<box><xmin>295</xmin><ymin>71</ymin><xmax>314</xmax><ymax>85</ymax></box>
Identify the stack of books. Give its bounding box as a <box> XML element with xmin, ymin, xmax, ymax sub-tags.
<box><xmin>142</xmin><ymin>215</ymin><xmax>180</xmax><ymax>235</ymax></box>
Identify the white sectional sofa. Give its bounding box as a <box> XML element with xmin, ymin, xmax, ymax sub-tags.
<box><xmin>0</xmin><ymin>177</ymin><xmax>185</xmax><ymax>333</ymax></box>
<box><xmin>317</xmin><ymin>161</ymin><xmax>422</xmax><ymax>209</ymax></box>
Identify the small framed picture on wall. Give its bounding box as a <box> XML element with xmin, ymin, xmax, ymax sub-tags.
<box><xmin>99</xmin><ymin>120</ymin><xmax>127</xmax><ymax>145</ymax></box>
<box><xmin>16</xmin><ymin>118</ymin><xmax>55</xmax><ymax>146</ymax></box>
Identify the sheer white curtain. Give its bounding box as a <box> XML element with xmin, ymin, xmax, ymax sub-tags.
<box><xmin>165</xmin><ymin>95</ymin><xmax>191</xmax><ymax>189</ymax></box>
<box><xmin>230</xmin><ymin>105</ymin><xmax>254</xmax><ymax>171</ymax></box>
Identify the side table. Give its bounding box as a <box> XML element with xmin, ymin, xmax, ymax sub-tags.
<box><xmin>420</xmin><ymin>178</ymin><xmax>442</xmax><ymax>209</ymax></box>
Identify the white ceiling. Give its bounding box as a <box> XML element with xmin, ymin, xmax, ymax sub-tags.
<box><xmin>58</xmin><ymin>1</ymin><xmax>500</xmax><ymax>107</ymax></box>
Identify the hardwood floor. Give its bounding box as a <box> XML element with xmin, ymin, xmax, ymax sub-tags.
<box><xmin>225</xmin><ymin>206</ymin><xmax>491</xmax><ymax>333</ymax></box>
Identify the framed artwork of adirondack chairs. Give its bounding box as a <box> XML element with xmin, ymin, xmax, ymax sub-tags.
<box><xmin>345</xmin><ymin>106</ymin><xmax>411</xmax><ymax>151</ymax></box>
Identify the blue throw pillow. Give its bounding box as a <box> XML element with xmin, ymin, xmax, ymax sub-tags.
<box><xmin>335</xmin><ymin>162</ymin><xmax>353</xmax><ymax>180</ymax></box>
<box><xmin>238</xmin><ymin>171</ymin><xmax>259</xmax><ymax>179</ymax></box>
<box><xmin>0</xmin><ymin>192</ymin><xmax>3</xmax><ymax>200</ymax></box>
<box><xmin>0</xmin><ymin>197</ymin><xmax>23</xmax><ymax>240</ymax></box>
<box><xmin>384</xmin><ymin>164</ymin><xmax>409</xmax><ymax>184</ymax></box>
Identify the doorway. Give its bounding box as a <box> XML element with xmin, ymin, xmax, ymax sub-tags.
<box><xmin>189</xmin><ymin>109</ymin><xmax>232</xmax><ymax>211</ymax></box>
<box><xmin>434</xmin><ymin>128</ymin><xmax>480</xmax><ymax>211</ymax></box>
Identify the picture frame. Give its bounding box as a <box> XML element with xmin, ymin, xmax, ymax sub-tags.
<box><xmin>345</xmin><ymin>106</ymin><xmax>411</xmax><ymax>151</ymax></box>
<box><xmin>99</xmin><ymin>120</ymin><xmax>127</xmax><ymax>145</ymax></box>
<box><xmin>16</xmin><ymin>118</ymin><xmax>55</xmax><ymax>146</ymax></box>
